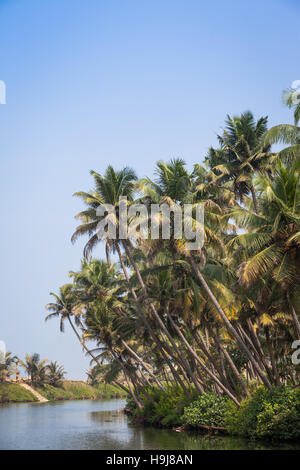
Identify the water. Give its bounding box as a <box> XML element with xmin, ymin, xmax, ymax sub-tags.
<box><xmin>0</xmin><ymin>399</ymin><xmax>299</xmax><ymax>450</ymax></box>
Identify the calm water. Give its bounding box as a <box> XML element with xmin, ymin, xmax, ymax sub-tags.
<box><xmin>0</xmin><ymin>399</ymin><xmax>299</xmax><ymax>450</ymax></box>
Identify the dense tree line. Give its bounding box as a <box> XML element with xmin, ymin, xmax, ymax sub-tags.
<box><xmin>47</xmin><ymin>93</ymin><xmax>300</xmax><ymax>408</ymax></box>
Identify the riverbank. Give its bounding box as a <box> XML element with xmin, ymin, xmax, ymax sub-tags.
<box><xmin>2</xmin><ymin>398</ymin><xmax>299</xmax><ymax>450</ymax></box>
<box><xmin>0</xmin><ymin>380</ymin><xmax>126</xmax><ymax>404</ymax></box>
<box><xmin>126</xmin><ymin>385</ymin><xmax>300</xmax><ymax>442</ymax></box>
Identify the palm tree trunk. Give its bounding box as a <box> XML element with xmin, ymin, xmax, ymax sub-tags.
<box><xmin>191</xmin><ymin>327</ymin><xmax>233</xmax><ymax>393</ymax></box>
<box><xmin>187</xmin><ymin>254</ymin><xmax>272</xmax><ymax>389</ymax></box>
<box><xmin>117</xmin><ymin>241</ymin><xmax>193</xmax><ymax>394</ymax></box>
<box><xmin>237</xmin><ymin>324</ymin><xmax>273</xmax><ymax>383</ymax></box>
<box><xmin>66</xmin><ymin>315</ymin><xmax>104</xmax><ymax>369</ymax></box>
<box><xmin>265</xmin><ymin>326</ymin><xmax>280</xmax><ymax>386</ymax></box>
<box><xmin>291</xmin><ymin>304</ymin><xmax>300</xmax><ymax>340</ymax></box>
<box><xmin>250</xmin><ymin>185</ymin><xmax>259</xmax><ymax>214</ymax></box>
<box><xmin>121</xmin><ymin>241</ymin><xmax>192</xmax><ymax>368</ymax></box>
<box><xmin>67</xmin><ymin>315</ymin><xmax>138</xmax><ymax>399</ymax></box>
<box><xmin>121</xmin><ymin>340</ymin><xmax>165</xmax><ymax>391</ymax></box>
<box><xmin>206</xmin><ymin>324</ymin><xmax>250</xmax><ymax>397</ymax></box>
<box><xmin>112</xmin><ymin>380</ymin><xmax>130</xmax><ymax>395</ymax></box>
<box><xmin>112</xmin><ymin>352</ymin><xmax>142</xmax><ymax>409</ymax></box>
<box><xmin>166</xmin><ymin>313</ymin><xmax>240</xmax><ymax>406</ymax></box>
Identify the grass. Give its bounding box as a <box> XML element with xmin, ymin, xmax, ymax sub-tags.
<box><xmin>0</xmin><ymin>383</ymin><xmax>38</xmax><ymax>403</ymax></box>
<box><xmin>35</xmin><ymin>380</ymin><xmax>127</xmax><ymax>401</ymax></box>
<box><xmin>0</xmin><ymin>380</ymin><xmax>127</xmax><ymax>404</ymax></box>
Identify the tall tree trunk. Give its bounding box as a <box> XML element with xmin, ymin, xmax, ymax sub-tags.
<box><xmin>113</xmin><ymin>380</ymin><xmax>130</xmax><ymax>395</ymax></box>
<box><xmin>67</xmin><ymin>315</ymin><xmax>103</xmax><ymax>369</ymax></box>
<box><xmin>115</xmin><ymin>243</ymin><xmax>190</xmax><ymax>394</ymax></box>
<box><xmin>67</xmin><ymin>315</ymin><xmax>137</xmax><ymax>404</ymax></box>
<box><xmin>166</xmin><ymin>313</ymin><xmax>240</xmax><ymax>406</ymax></box>
<box><xmin>237</xmin><ymin>324</ymin><xmax>273</xmax><ymax>384</ymax></box>
<box><xmin>291</xmin><ymin>304</ymin><xmax>300</xmax><ymax>340</ymax></box>
<box><xmin>119</xmin><ymin>241</ymin><xmax>197</xmax><ymax>393</ymax></box>
<box><xmin>121</xmin><ymin>340</ymin><xmax>165</xmax><ymax>391</ymax></box>
<box><xmin>206</xmin><ymin>324</ymin><xmax>250</xmax><ymax>397</ymax></box>
<box><xmin>112</xmin><ymin>352</ymin><xmax>142</xmax><ymax>409</ymax></box>
<box><xmin>187</xmin><ymin>255</ymin><xmax>272</xmax><ymax>390</ymax></box>
<box><xmin>265</xmin><ymin>326</ymin><xmax>280</xmax><ymax>386</ymax></box>
<box><xmin>250</xmin><ymin>185</ymin><xmax>259</xmax><ymax>214</ymax></box>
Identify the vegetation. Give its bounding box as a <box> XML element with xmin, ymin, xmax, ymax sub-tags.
<box><xmin>47</xmin><ymin>361</ymin><xmax>66</xmax><ymax>387</ymax></box>
<box><xmin>0</xmin><ymin>352</ymin><xmax>18</xmax><ymax>382</ymax></box>
<box><xmin>19</xmin><ymin>353</ymin><xmax>49</xmax><ymax>386</ymax></box>
<box><xmin>182</xmin><ymin>393</ymin><xmax>230</xmax><ymax>428</ymax></box>
<box><xmin>46</xmin><ymin>87</ymin><xmax>300</xmax><ymax>440</ymax></box>
<box><xmin>225</xmin><ymin>386</ymin><xmax>300</xmax><ymax>441</ymax></box>
<box><xmin>0</xmin><ymin>383</ymin><xmax>37</xmax><ymax>404</ymax></box>
<box><xmin>0</xmin><ymin>380</ymin><xmax>125</xmax><ymax>403</ymax></box>
<box><xmin>126</xmin><ymin>386</ymin><xmax>198</xmax><ymax>427</ymax></box>
<box><xmin>0</xmin><ymin>348</ymin><xmax>125</xmax><ymax>403</ymax></box>
<box><xmin>35</xmin><ymin>380</ymin><xmax>125</xmax><ymax>401</ymax></box>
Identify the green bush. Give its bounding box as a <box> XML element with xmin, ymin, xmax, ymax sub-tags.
<box><xmin>182</xmin><ymin>393</ymin><xmax>230</xmax><ymax>428</ymax></box>
<box><xmin>127</xmin><ymin>386</ymin><xmax>199</xmax><ymax>427</ymax></box>
<box><xmin>225</xmin><ymin>386</ymin><xmax>300</xmax><ymax>440</ymax></box>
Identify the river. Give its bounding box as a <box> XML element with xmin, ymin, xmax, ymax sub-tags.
<box><xmin>0</xmin><ymin>398</ymin><xmax>299</xmax><ymax>450</ymax></box>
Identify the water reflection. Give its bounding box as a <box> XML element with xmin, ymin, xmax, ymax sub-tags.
<box><xmin>0</xmin><ymin>399</ymin><xmax>299</xmax><ymax>450</ymax></box>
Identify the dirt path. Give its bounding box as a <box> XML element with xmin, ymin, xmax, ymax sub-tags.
<box><xmin>18</xmin><ymin>382</ymin><xmax>48</xmax><ymax>403</ymax></box>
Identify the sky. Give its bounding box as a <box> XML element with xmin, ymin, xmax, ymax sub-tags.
<box><xmin>0</xmin><ymin>0</ymin><xmax>299</xmax><ymax>379</ymax></box>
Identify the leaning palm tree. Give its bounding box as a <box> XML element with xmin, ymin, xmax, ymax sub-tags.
<box><xmin>71</xmin><ymin>166</ymin><xmax>187</xmax><ymax>394</ymax></box>
<box><xmin>86</xmin><ymin>366</ymin><xmax>101</xmax><ymax>386</ymax></box>
<box><xmin>71</xmin><ymin>165</ymin><xmax>138</xmax><ymax>260</ymax></box>
<box><xmin>229</xmin><ymin>158</ymin><xmax>300</xmax><ymax>339</ymax></box>
<box><xmin>46</xmin><ymin>284</ymin><xmax>104</xmax><ymax>370</ymax></box>
<box><xmin>140</xmin><ymin>158</ymin><xmax>272</xmax><ymax>390</ymax></box>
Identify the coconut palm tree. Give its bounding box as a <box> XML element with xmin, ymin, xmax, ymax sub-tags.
<box><xmin>45</xmin><ymin>284</ymin><xmax>103</xmax><ymax>369</ymax></box>
<box><xmin>139</xmin><ymin>158</ymin><xmax>272</xmax><ymax>390</ymax></box>
<box><xmin>229</xmin><ymin>158</ymin><xmax>300</xmax><ymax>340</ymax></box>
<box><xmin>20</xmin><ymin>353</ymin><xmax>48</xmax><ymax>386</ymax></box>
<box><xmin>206</xmin><ymin>111</ymin><xmax>273</xmax><ymax>213</ymax></box>
<box><xmin>71</xmin><ymin>165</ymin><xmax>199</xmax><ymax>396</ymax></box>
<box><xmin>283</xmin><ymin>85</ymin><xmax>300</xmax><ymax>125</ymax></box>
<box><xmin>0</xmin><ymin>352</ymin><xmax>18</xmax><ymax>382</ymax></box>
<box><xmin>47</xmin><ymin>361</ymin><xmax>66</xmax><ymax>387</ymax></box>
<box><xmin>86</xmin><ymin>366</ymin><xmax>101</xmax><ymax>386</ymax></box>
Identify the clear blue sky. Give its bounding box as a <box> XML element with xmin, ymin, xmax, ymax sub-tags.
<box><xmin>0</xmin><ymin>0</ymin><xmax>299</xmax><ymax>379</ymax></box>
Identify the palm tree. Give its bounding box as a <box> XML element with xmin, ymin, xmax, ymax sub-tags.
<box><xmin>45</xmin><ymin>284</ymin><xmax>103</xmax><ymax>368</ymax></box>
<box><xmin>71</xmin><ymin>165</ymin><xmax>138</xmax><ymax>260</ymax></box>
<box><xmin>71</xmin><ymin>166</ymin><xmax>193</xmax><ymax>395</ymax></box>
<box><xmin>283</xmin><ymin>85</ymin><xmax>300</xmax><ymax>125</ymax></box>
<box><xmin>47</xmin><ymin>361</ymin><xmax>66</xmax><ymax>387</ymax></box>
<box><xmin>86</xmin><ymin>366</ymin><xmax>101</xmax><ymax>386</ymax></box>
<box><xmin>206</xmin><ymin>111</ymin><xmax>273</xmax><ymax>213</ymax></box>
<box><xmin>0</xmin><ymin>352</ymin><xmax>18</xmax><ymax>382</ymax></box>
<box><xmin>20</xmin><ymin>353</ymin><xmax>48</xmax><ymax>386</ymax></box>
<box><xmin>229</xmin><ymin>158</ymin><xmax>300</xmax><ymax>339</ymax></box>
<box><xmin>264</xmin><ymin>88</ymin><xmax>300</xmax><ymax>164</ymax></box>
<box><xmin>140</xmin><ymin>158</ymin><xmax>272</xmax><ymax>390</ymax></box>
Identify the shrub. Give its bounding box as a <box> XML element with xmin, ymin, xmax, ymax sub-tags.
<box><xmin>127</xmin><ymin>386</ymin><xmax>199</xmax><ymax>427</ymax></box>
<box><xmin>182</xmin><ymin>393</ymin><xmax>230</xmax><ymax>428</ymax></box>
<box><xmin>225</xmin><ymin>386</ymin><xmax>300</xmax><ymax>440</ymax></box>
